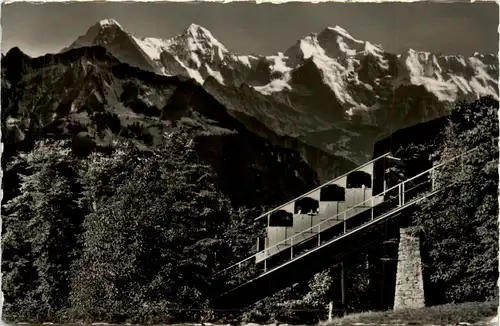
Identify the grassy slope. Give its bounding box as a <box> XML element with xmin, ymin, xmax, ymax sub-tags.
<box><xmin>325</xmin><ymin>301</ymin><xmax>498</xmax><ymax>325</ymax></box>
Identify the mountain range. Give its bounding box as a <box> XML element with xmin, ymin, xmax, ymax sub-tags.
<box><xmin>62</xmin><ymin>19</ymin><xmax>498</xmax><ymax>165</ymax></box>
<box><xmin>2</xmin><ymin>18</ymin><xmax>498</xmax><ymax>184</ymax></box>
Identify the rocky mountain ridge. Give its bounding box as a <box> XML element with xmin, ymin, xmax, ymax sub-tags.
<box><xmin>2</xmin><ymin>44</ymin><xmax>355</xmax><ymax>202</ymax></box>
<box><xmin>62</xmin><ymin>19</ymin><xmax>498</xmax><ymax>164</ymax></box>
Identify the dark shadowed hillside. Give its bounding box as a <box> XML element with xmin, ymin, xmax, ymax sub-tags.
<box><xmin>1</xmin><ymin>45</ymin><xmax>355</xmax><ymax>187</ymax></box>
<box><xmin>1</xmin><ymin>45</ymin><xmax>345</xmax><ymax>208</ymax></box>
<box><xmin>1</xmin><ymin>45</ymin><xmax>327</xmax><ymax>323</ymax></box>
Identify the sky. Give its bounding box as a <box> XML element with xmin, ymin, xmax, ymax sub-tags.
<box><xmin>1</xmin><ymin>2</ymin><xmax>498</xmax><ymax>58</ymax></box>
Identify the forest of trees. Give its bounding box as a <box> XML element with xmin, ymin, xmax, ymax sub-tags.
<box><xmin>412</xmin><ymin>96</ymin><xmax>499</xmax><ymax>304</ymax></box>
<box><xmin>2</xmin><ymin>97</ymin><xmax>498</xmax><ymax>324</ymax></box>
<box><xmin>386</xmin><ymin>96</ymin><xmax>499</xmax><ymax>306</ymax></box>
<box><xmin>3</xmin><ymin>132</ymin><xmax>241</xmax><ymax>323</ymax></box>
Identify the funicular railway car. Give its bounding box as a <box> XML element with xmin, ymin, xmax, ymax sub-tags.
<box><xmin>253</xmin><ymin>153</ymin><xmax>402</xmax><ymax>266</ymax></box>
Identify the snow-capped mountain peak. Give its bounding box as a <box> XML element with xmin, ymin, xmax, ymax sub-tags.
<box><xmin>100</xmin><ymin>21</ymin><xmax>252</xmax><ymax>86</ymax></box>
<box><xmin>184</xmin><ymin>23</ymin><xmax>225</xmax><ymax>48</ymax></box>
<box><xmin>317</xmin><ymin>26</ymin><xmax>366</xmax><ymax>57</ymax></box>
<box><xmin>142</xmin><ymin>23</ymin><xmax>238</xmax><ymax>85</ymax></box>
<box><xmin>324</xmin><ymin>25</ymin><xmax>362</xmax><ymax>43</ymax></box>
<box><xmin>398</xmin><ymin>48</ymin><xmax>498</xmax><ymax>102</ymax></box>
<box><xmin>63</xmin><ymin>19</ymin><xmax>498</xmax><ymax>115</ymax></box>
<box><xmin>98</xmin><ymin>18</ymin><xmax>122</xmax><ymax>29</ymax></box>
<box><xmin>68</xmin><ymin>18</ymin><xmax>128</xmax><ymax>49</ymax></box>
<box><xmin>171</xmin><ymin>23</ymin><xmax>229</xmax><ymax>60</ymax></box>
<box><xmin>63</xmin><ymin>17</ymin><xmax>162</xmax><ymax>74</ymax></box>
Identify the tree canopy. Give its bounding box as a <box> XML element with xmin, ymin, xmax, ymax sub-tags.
<box><xmin>411</xmin><ymin>96</ymin><xmax>498</xmax><ymax>304</ymax></box>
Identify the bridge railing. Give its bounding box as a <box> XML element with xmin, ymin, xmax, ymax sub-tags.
<box><xmin>214</xmin><ymin>147</ymin><xmax>478</xmax><ymax>290</ymax></box>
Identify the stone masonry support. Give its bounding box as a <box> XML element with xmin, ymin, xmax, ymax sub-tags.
<box><xmin>393</xmin><ymin>227</ymin><xmax>425</xmax><ymax>310</ymax></box>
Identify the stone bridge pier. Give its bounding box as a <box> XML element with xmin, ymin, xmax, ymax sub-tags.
<box><xmin>393</xmin><ymin>227</ymin><xmax>425</xmax><ymax>310</ymax></box>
